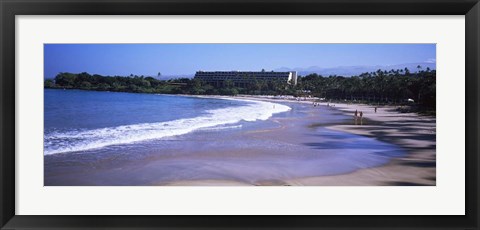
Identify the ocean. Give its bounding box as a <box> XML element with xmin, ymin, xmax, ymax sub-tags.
<box><xmin>44</xmin><ymin>89</ymin><xmax>290</xmax><ymax>155</ymax></box>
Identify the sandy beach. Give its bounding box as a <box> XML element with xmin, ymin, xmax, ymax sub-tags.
<box><xmin>235</xmin><ymin>96</ymin><xmax>436</xmax><ymax>186</ymax></box>
<box><xmin>291</xmin><ymin>106</ymin><xmax>435</xmax><ymax>185</ymax></box>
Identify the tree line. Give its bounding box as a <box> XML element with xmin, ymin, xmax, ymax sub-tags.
<box><xmin>45</xmin><ymin>67</ymin><xmax>435</xmax><ymax>109</ymax></box>
<box><xmin>44</xmin><ymin>72</ymin><xmax>294</xmax><ymax>95</ymax></box>
<box><xmin>296</xmin><ymin>68</ymin><xmax>436</xmax><ymax>109</ymax></box>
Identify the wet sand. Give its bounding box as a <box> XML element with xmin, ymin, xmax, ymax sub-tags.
<box><xmin>159</xmin><ymin>106</ymin><xmax>401</xmax><ymax>186</ymax></box>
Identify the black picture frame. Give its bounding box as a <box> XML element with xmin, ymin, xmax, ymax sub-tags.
<box><xmin>1</xmin><ymin>0</ymin><xmax>479</xmax><ymax>229</ymax></box>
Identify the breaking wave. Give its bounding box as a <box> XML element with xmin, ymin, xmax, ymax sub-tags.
<box><xmin>44</xmin><ymin>98</ymin><xmax>290</xmax><ymax>155</ymax></box>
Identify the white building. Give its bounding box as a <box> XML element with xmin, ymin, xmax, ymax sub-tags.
<box><xmin>194</xmin><ymin>70</ymin><xmax>298</xmax><ymax>87</ymax></box>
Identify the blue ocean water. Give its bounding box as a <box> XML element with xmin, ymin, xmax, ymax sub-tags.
<box><xmin>44</xmin><ymin>89</ymin><xmax>291</xmax><ymax>155</ymax></box>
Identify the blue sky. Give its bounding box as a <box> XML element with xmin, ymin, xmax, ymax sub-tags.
<box><xmin>44</xmin><ymin>44</ymin><xmax>435</xmax><ymax>78</ymax></box>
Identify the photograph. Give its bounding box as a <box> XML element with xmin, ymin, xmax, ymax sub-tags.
<box><xmin>43</xmin><ymin>43</ymin><xmax>436</xmax><ymax>186</ymax></box>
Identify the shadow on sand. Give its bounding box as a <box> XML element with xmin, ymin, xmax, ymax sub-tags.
<box><xmin>303</xmin><ymin>115</ymin><xmax>436</xmax><ymax>186</ymax></box>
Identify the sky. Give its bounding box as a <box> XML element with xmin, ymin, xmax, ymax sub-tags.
<box><xmin>44</xmin><ymin>44</ymin><xmax>436</xmax><ymax>78</ymax></box>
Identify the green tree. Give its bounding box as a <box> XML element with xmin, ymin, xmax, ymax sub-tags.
<box><xmin>44</xmin><ymin>79</ymin><xmax>55</xmax><ymax>88</ymax></box>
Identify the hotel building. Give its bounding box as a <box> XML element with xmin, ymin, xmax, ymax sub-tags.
<box><xmin>194</xmin><ymin>70</ymin><xmax>298</xmax><ymax>87</ymax></box>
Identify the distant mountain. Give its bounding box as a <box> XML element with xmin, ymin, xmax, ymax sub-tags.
<box><xmin>274</xmin><ymin>62</ymin><xmax>436</xmax><ymax>77</ymax></box>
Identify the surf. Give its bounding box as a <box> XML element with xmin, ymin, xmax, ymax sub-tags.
<box><xmin>44</xmin><ymin>97</ymin><xmax>290</xmax><ymax>155</ymax></box>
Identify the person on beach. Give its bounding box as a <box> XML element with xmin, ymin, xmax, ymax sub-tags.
<box><xmin>354</xmin><ymin>110</ymin><xmax>358</xmax><ymax>125</ymax></box>
<box><xmin>374</xmin><ymin>107</ymin><xmax>377</xmax><ymax>113</ymax></box>
<box><xmin>359</xmin><ymin>111</ymin><xmax>364</xmax><ymax>125</ymax></box>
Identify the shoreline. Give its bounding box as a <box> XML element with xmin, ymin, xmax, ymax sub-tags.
<box><xmin>174</xmin><ymin>94</ymin><xmax>436</xmax><ymax>186</ymax></box>
<box><xmin>237</xmin><ymin>95</ymin><xmax>436</xmax><ymax>185</ymax></box>
<box><xmin>44</xmin><ymin>91</ymin><xmax>436</xmax><ymax>186</ymax></box>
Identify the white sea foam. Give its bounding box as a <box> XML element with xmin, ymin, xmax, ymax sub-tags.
<box><xmin>44</xmin><ymin>98</ymin><xmax>290</xmax><ymax>155</ymax></box>
<box><xmin>199</xmin><ymin>124</ymin><xmax>243</xmax><ymax>131</ymax></box>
